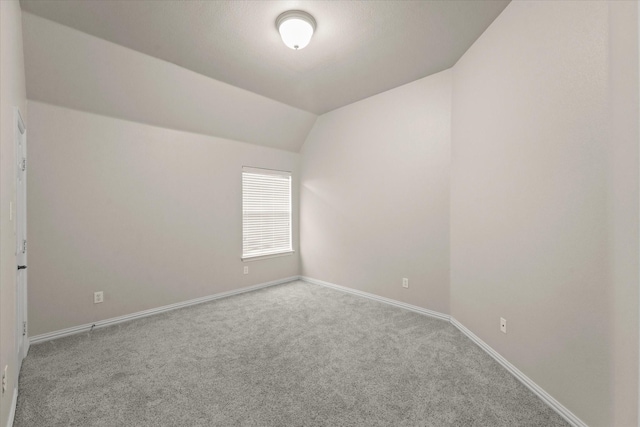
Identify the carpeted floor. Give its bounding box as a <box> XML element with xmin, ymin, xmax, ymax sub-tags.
<box><xmin>14</xmin><ymin>280</ymin><xmax>568</xmax><ymax>426</ymax></box>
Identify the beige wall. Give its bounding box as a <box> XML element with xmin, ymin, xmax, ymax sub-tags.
<box><xmin>300</xmin><ymin>70</ymin><xmax>451</xmax><ymax>315</ymax></box>
<box><xmin>0</xmin><ymin>0</ymin><xmax>27</xmax><ymax>425</ymax></box>
<box><xmin>18</xmin><ymin>1</ymin><xmax>640</xmax><ymax>425</ymax></box>
<box><xmin>609</xmin><ymin>2</ymin><xmax>640</xmax><ymax>425</ymax></box>
<box><xmin>27</xmin><ymin>101</ymin><xmax>300</xmax><ymax>337</ymax></box>
<box><xmin>451</xmin><ymin>1</ymin><xmax>638</xmax><ymax>426</ymax></box>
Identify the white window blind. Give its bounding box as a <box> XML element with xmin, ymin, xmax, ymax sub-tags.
<box><xmin>242</xmin><ymin>167</ymin><xmax>292</xmax><ymax>260</ymax></box>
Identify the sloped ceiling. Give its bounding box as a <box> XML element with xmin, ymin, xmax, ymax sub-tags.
<box><xmin>20</xmin><ymin>0</ymin><xmax>509</xmax><ymax>114</ymax></box>
<box><xmin>21</xmin><ymin>13</ymin><xmax>317</xmax><ymax>152</ymax></box>
<box><xmin>20</xmin><ymin>1</ymin><xmax>510</xmax><ymax>151</ymax></box>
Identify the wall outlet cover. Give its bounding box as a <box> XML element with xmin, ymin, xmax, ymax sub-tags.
<box><xmin>94</xmin><ymin>291</ymin><xmax>104</xmax><ymax>304</ymax></box>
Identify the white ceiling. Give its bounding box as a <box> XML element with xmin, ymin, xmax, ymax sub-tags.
<box><xmin>20</xmin><ymin>0</ymin><xmax>509</xmax><ymax>115</ymax></box>
<box><xmin>21</xmin><ymin>13</ymin><xmax>317</xmax><ymax>152</ymax></box>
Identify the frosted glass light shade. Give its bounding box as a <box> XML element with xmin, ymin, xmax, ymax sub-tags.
<box><xmin>276</xmin><ymin>11</ymin><xmax>316</xmax><ymax>50</ymax></box>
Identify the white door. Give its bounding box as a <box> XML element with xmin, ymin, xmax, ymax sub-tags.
<box><xmin>15</xmin><ymin>108</ymin><xmax>28</xmax><ymax>372</ymax></box>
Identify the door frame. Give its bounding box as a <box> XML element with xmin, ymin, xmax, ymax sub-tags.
<box><xmin>13</xmin><ymin>107</ymin><xmax>28</xmax><ymax>378</ymax></box>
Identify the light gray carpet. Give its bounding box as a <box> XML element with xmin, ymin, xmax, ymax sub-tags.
<box><xmin>15</xmin><ymin>280</ymin><xmax>568</xmax><ymax>426</ymax></box>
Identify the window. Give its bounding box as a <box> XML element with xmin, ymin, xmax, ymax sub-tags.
<box><xmin>242</xmin><ymin>167</ymin><xmax>292</xmax><ymax>260</ymax></box>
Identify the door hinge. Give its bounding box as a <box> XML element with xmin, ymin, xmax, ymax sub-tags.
<box><xmin>22</xmin><ymin>239</ymin><xmax>26</xmax><ymax>254</ymax></box>
<box><xmin>22</xmin><ymin>321</ymin><xmax>27</xmax><ymax>336</ymax></box>
<box><xmin>21</xmin><ymin>158</ymin><xmax>26</xmax><ymax>171</ymax></box>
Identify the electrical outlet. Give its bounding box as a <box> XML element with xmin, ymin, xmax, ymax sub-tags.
<box><xmin>500</xmin><ymin>317</ymin><xmax>507</xmax><ymax>334</ymax></box>
<box><xmin>243</xmin><ymin>266</ymin><xmax>249</xmax><ymax>275</ymax></box>
<box><xmin>94</xmin><ymin>291</ymin><xmax>104</xmax><ymax>304</ymax></box>
<box><xmin>2</xmin><ymin>365</ymin><xmax>7</xmax><ymax>394</ymax></box>
<box><xmin>402</xmin><ymin>278</ymin><xmax>409</xmax><ymax>288</ymax></box>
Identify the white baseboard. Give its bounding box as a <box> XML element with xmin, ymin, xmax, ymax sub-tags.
<box><xmin>450</xmin><ymin>318</ymin><xmax>587</xmax><ymax>427</ymax></box>
<box><xmin>301</xmin><ymin>276</ymin><xmax>587</xmax><ymax>427</ymax></box>
<box><xmin>29</xmin><ymin>276</ymin><xmax>299</xmax><ymax>345</ymax></box>
<box><xmin>300</xmin><ymin>276</ymin><xmax>450</xmax><ymax>321</ymax></box>
<box><xmin>6</xmin><ymin>387</ymin><xmax>17</xmax><ymax>427</ymax></box>
<box><xmin>26</xmin><ymin>274</ymin><xmax>587</xmax><ymax>427</ymax></box>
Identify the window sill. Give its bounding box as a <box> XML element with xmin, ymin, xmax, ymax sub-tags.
<box><xmin>242</xmin><ymin>250</ymin><xmax>295</xmax><ymax>262</ymax></box>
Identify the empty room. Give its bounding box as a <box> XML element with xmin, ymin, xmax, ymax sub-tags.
<box><xmin>1</xmin><ymin>0</ymin><xmax>639</xmax><ymax>426</ymax></box>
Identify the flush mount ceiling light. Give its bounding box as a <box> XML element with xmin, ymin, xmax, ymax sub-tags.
<box><xmin>276</xmin><ymin>10</ymin><xmax>316</xmax><ymax>50</ymax></box>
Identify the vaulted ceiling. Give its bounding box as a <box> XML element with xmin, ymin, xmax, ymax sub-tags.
<box><xmin>20</xmin><ymin>0</ymin><xmax>509</xmax><ymax>115</ymax></box>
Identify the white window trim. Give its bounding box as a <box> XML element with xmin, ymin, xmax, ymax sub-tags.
<box><xmin>242</xmin><ymin>166</ymin><xmax>292</xmax><ymax>260</ymax></box>
<box><xmin>241</xmin><ymin>250</ymin><xmax>295</xmax><ymax>262</ymax></box>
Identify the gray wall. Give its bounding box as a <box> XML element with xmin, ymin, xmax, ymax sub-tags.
<box><xmin>451</xmin><ymin>1</ymin><xmax>637</xmax><ymax>425</ymax></box>
<box><xmin>27</xmin><ymin>101</ymin><xmax>300</xmax><ymax>337</ymax></box>
<box><xmin>0</xmin><ymin>1</ymin><xmax>27</xmax><ymax>425</ymax></box>
<box><xmin>300</xmin><ymin>70</ymin><xmax>451</xmax><ymax>315</ymax></box>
